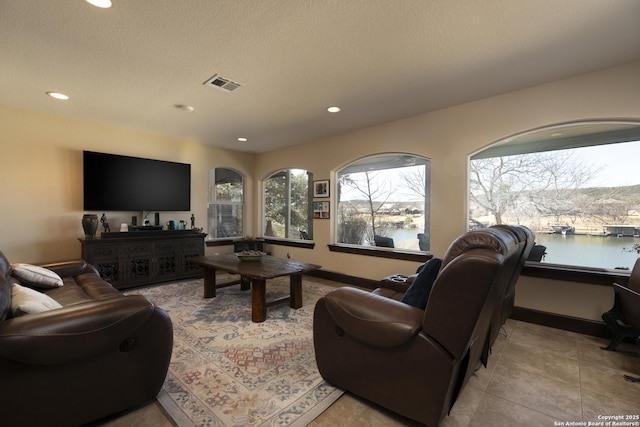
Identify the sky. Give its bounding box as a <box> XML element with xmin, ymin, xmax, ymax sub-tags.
<box><xmin>339</xmin><ymin>165</ymin><xmax>425</xmax><ymax>203</ymax></box>
<box><xmin>338</xmin><ymin>140</ymin><xmax>640</xmax><ymax>203</ymax></box>
<box><xmin>571</xmin><ymin>140</ymin><xmax>640</xmax><ymax>187</ymax></box>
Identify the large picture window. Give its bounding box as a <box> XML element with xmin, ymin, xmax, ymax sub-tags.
<box><xmin>337</xmin><ymin>153</ymin><xmax>430</xmax><ymax>251</ymax></box>
<box><xmin>469</xmin><ymin>122</ymin><xmax>640</xmax><ymax>270</ymax></box>
<box><xmin>208</xmin><ymin>168</ymin><xmax>244</xmax><ymax>239</ymax></box>
<box><xmin>263</xmin><ymin>169</ymin><xmax>313</xmax><ymax>240</ymax></box>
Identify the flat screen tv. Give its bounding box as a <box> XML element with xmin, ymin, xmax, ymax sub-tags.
<box><xmin>83</xmin><ymin>151</ymin><xmax>191</xmax><ymax>211</ymax></box>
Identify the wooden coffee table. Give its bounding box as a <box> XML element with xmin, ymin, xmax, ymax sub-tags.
<box><xmin>188</xmin><ymin>254</ymin><xmax>321</xmax><ymax>323</ymax></box>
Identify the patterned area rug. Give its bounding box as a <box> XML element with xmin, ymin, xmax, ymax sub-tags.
<box><xmin>126</xmin><ymin>276</ymin><xmax>343</xmax><ymax>427</ymax></box>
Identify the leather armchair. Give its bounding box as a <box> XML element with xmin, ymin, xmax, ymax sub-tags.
<box><xmin>313</xmin><ymin>228</ymin><xmax>521</xmax><ymax>426</ymax></box>
<box><xmin>0</xmin><ymin>251</ymin><xmax>173</xmax><ymax>427</ymax></box>
<box><xmin>376</xmin><ymin>225</ymin><xmax>533</xmax><ymax>365</ymax></box>
<box><xmin>602</xmin><ymin>258</ymin><xmax>640</xmax><ymax>353</ymax></box>
<box><xmin>489</xmin><ymin>225</ymin><xmax>534</xmax><ymax>347</ymax></box>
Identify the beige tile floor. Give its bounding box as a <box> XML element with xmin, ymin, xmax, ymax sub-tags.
<box><xmin>92</xmin><ymin>316</ymin><xmax>640</xmax><ymax>427</ymax></box>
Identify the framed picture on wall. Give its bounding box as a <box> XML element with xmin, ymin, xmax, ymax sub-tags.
<box><xmin>313</xmin><ymin>180</ymin><xmax>330</xmax><ymax>198</ymax></box>
<box><xmin>313</xmin><ymin>201</ymin><xmax>330</xmax><ymax>219</ymax></box>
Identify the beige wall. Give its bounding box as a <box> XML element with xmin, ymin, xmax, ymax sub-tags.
<box><xmin>0</xmin><ymin>106</ymin><xmax>255</xmax><ymax>263</ymax></box>
<box><xmin>254</xmin><ymin>60</ymin><xmax>640</xmax><ymax>321</ymax></box>
<box><xmin>2</xmin><ymin>60</ymin><xmax>639</xmax><ymax>322</ymax></box>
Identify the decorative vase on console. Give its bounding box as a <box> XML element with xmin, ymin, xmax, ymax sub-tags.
<box><xmin>82</xmin><ymin>214</ymin><xmax>99</xmax><ymax>239</ymax></box>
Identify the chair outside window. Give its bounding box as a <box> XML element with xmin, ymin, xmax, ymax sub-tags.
<box><xmin>373</xmin><ymin>234</ymin><xmax>394</xmax><ymax>248</ymax></box>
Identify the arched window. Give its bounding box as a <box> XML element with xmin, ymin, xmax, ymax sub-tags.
<box><xmin>469</xmin><ymin>121</ymin><xmax>640</xmax><ymax>270</ymax></box>
<box><xmin>208</xmin><ymin>168</ymin><xmax>244</xmax><ymax>239</ymax></box>
<box><xmin>263</xmin><ymin>169</ymin><xmax>313</xmax><ymax>240</ymax></box>
<box><xmin>337</xmin><ymin>153</ymin><xmax>431</xmax><ymax>251</ymax></box>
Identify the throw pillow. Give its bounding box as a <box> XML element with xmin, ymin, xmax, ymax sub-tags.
<box><xmin>11</xmin><ymin>283</ymin><xmax>62</xmax><ymax>317</ymax></box>
<box><xmin>10</xmin><ymin>263</ymin><xmax>64</xmax><ymax>289</ymax></box>
<box><xmin>401</xmin><ymin>258</ymin><xmax>442</xmax><ymax>309</ymax></box>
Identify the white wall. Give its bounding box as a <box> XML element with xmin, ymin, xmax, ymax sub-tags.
<box><xmin>254</xmin><ymin>60</ymin><xmax>640</xmax><ymax>321</ymax></box>
<box><xmin>2</xmin><ymin>60</ymin><xmax>638</xmax><ymax>321</ymax></box>
<box><xmin>0</xmin><ymin>106</ymin><xmax>255</xmax><ymax>263</ymax></box>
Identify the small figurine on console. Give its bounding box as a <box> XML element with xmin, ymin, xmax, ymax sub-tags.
<box><xmin>191</xmin><ymin>213</ymin><xmax>195</xmax><ymax>229</ymax></box>
<box><xmin>100</xmin><ymin>213</ymin><xmax>111</xmax><ymax>232</ymax></box>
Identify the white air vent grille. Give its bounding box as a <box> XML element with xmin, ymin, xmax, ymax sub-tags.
<box><xmin>203</xmin><ymin>74</ymin><xmax>243</xmax><ymax>93</ymax></box>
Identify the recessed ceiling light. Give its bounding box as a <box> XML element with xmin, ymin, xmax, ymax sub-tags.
<box><xmin>85</xmin><ymin>0</ymin><xmax>112</xmax><ymax>8</ymax></box>
<box><xmin>550</xmin><ymin>132</ymin><xmax>563</xmax><ymax>137</ymax></box>
<box><xmin>237</xmin><ymin>137</ymin><xmax>248</xmax><ymax>142</ymax></box>
<box><xmin>174</xmin><ymin>104</ymin><xmax>194</xmax><ymax>112</ymax></box>
<box><xmin>46</xmin><ymin>91</ymin><xmax>69</xmax><ymax>100</ymax></box>
<box><xmin>327</xmin><ymin>106</ymin><xmax>341</xmax><ymax>113</ymax></box>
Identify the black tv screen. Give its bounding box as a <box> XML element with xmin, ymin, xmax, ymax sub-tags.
<box><xmin>83</xmin><ymin>151</ymin><xmax>191</xmax><ymax>211</ymax></box>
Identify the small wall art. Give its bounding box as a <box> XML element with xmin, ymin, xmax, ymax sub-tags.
<box><xmin>313</xmin><ymin>201</ymin><xmax>330</xmax><ymax>219</ymax></box>
<box><xmin>313</xmin><ymin>180</ymin><xmax>330</xmax><ymax>198</ymax></box>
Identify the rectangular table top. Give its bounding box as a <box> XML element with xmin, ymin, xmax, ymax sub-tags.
<box><xmin>188</xmin><ymin>254</ymin><xmax>321</xmax><ymax>280</ymax></box>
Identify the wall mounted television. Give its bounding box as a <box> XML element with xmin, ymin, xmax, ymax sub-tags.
<box><xmin>83</xmin><ymin>151</ymin><xmax>191</xmax><ymax>212</ymax></box>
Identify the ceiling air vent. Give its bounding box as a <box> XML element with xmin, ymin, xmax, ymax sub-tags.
<box><xmin>203</xmin><ymin>74</ymin><xmax>243</xmax><ymax>93</ymax></box>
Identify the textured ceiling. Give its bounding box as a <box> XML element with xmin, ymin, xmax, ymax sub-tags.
<box><xmin>1</xmin><ymin>0</ymin><xmax>640</xmax><ymax>153</ymax></box>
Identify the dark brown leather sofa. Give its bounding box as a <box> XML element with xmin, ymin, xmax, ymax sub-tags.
<box><xmin>313</xmin><ymin>227</ymin><xmax>527</xmax><ymax>426</ymax></box>
<box><xmin>0</xmin><ymin>250</ymin><xmax>173</xmax><ymax>427</ymax></box>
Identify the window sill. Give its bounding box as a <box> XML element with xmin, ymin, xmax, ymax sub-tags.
<box><xmin>263</xmin><ymin>237</ymin><xmax>315</xmax><ymax>249</ymax></box>
<box><xmin>328</xmin><ymin>243</ymin><xmax>432</xmax><ymax>262</ymax></box>
<box><xmin>206</xmin><ymin>237</ymin><xmax>315</xmax><ymax>249</ymax></box>
<box><xmin>205</xmin><ymin>238</ymin><xmax>241</xmax><ymax>247</ymax></box>
<box><xmin>325</xmin><ymin>246</ymin><xmax>629</xmax><ymax>286</ymax></box>
<box><xmin>521</xmin><ymin>261</ymin><xmax>630</xmax><ymax>287</ymax></box>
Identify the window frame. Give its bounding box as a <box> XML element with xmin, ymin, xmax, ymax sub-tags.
<box><xmin>468</xmin><ymin>120</ymin><xmax>640</xmax><ymax>273</ymax></box>
<box><xmin>262</xmin><ymin>168</ymin><xmax>314</xmax><ymax>241</ymax></box>
<box><xmin>207</xmin><ymin>167</ymin><xmax>245</xmax><ymax>240</ymax></box>
<box><xmin>335</xmin><ymin>152</ymin><xmax>431</xmax><ymax>253</ymax></box>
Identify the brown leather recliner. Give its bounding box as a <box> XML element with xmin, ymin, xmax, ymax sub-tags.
<box><xmin>377</xmin><ymin>225</ymin><xmax>534</xmax><ymax>364</ymax></box>
<box><xmin>454</xmin><ymin>226</ymin><xmax>530</xmax><ymax>367</ymax></box>
<box><xmin>0</xmin><ymin>250</ymin><xmax>173</xmax><ymax>427</ymax></box>
<box><xmin>490</xmin><ymin>225</ymin><xmax>534</xmax><ymax>347</ymax></box>
<box><xmin>313</xmin><ymin>228</ymin><xmax>522</xmax><ymax>426</ymax></box>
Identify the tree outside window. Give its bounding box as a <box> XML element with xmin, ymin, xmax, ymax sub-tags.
<box><xmin>337</xmin><ymin>153</ymin><xmax>430</xmax><ymax>251</ymax></box>
<box><xmin>263</xmin><ymin>169</ymin><xmax>312</xmax><ymax>240</ymax></box>
<box><xmin>208</xmin><ymin>168</ymin><xmax>243</xmax><ymax>239</ymax></box>
<box><xmin>469</xmin><ymin>122</ymin><xmax>640</xmax><ymax>270</ymax></box>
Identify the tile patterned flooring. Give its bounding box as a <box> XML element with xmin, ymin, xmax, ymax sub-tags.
<box><xmin>95</xmin><ymin>310</ymin><xmax>640</xmax><ymax>427</ymax></box>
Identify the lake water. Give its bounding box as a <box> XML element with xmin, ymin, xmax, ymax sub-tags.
<box><xmin>534</xmin><ymin>233</ymin><xmax>639</xmax><ymax>270</ymax></box>
<box><xmin>373</xmin><ymin>228</ymin><xmax>424</xmax><ymax>250</ymax></box>
<box><xmin>383</xmin><ymin>228</ymin><xmax>640</xmax><ymax>270</ymax></box>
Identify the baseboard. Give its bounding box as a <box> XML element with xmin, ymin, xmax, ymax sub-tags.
<box><xmin>509</xmin><ymin>307</ymin><xmax>610</xmax><ymax>338</ymax></box>
<box><xmin>306</xmin><ymin>269</ymin><xmax>380</xmax><ymax>290</ymax></box>
<box><xmin>306</xmin><ymin>269</ymin><xmax>612</xmax><ymax>339</ymax></box>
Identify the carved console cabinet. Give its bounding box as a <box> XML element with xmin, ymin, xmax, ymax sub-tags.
<box><xmin>79</xmin><ymin>231</ymin><xmax>206</xmax><ymax>289</ymax></box>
